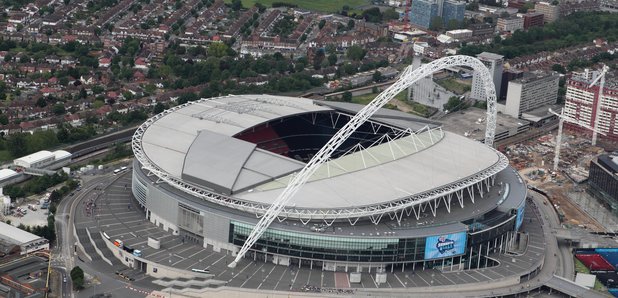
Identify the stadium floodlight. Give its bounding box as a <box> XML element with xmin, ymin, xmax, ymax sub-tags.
<box><xmin>228</xmin><ymin>55</ymin><xmax>499</xmax><ymax>268</ymax></box>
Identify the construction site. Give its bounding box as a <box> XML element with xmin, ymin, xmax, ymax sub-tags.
<box><xmin>504</xmin><ymin>129</ymin><xmax>618</xmax><ymax>233</ymax></box>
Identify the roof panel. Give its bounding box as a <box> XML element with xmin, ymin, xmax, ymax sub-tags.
<box><xmin>237</xmin><ymin>132</ymin><xmax>499</xmax><ymax>208</ymax></box>
<box><xmin>182</xmin><ymin>131</ymin><xmax>256</xmax><ymax>195</ymax></box>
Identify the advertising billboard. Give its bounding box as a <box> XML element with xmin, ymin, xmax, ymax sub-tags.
<box><xmin>424</xmin><ymin>232</ymin><xmax>467</xmax><ymax>260</ymax></box>
<box><xmin>515</xmin><ymin>201</ymin><xmax>525</xmax><ymax>231</ymax></box>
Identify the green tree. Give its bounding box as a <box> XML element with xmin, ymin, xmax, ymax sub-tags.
<box><xmin>346</xmin><ymin>45</ymin><xmax>366</xmax><ymax>61</ymax></box>
<box><xmin>52</xmin><ymin>103</ymin><xmax>66</xmax><ymax>115</ymax></box>
<box><xmin>552</xmin><ymin>64</ymin><xmax>566</xmax><ymax>74</ymax></box>
<box><xmin>70</xmin><ymin>266</ymin><xmax>84</xmax><ymax>290</ymax></box>
<box><xmin>373</xmin><ymin>71</ymin><xmax>383</xmax><ymax>82</ymax></box>
<box><xmin>328</xmin><ymin>53</ymin><xmax>338</xmax><ymax>66</ymax></box>
<box><xmin>208</xmin><ymin>42</ymin><xmax>229</xmax><ymax>58</ymax></box>
<box><xmin>153</xmin><ymin>102</ymin><xmax>166</xmax><ymax>114</ymax></box>
<box><xmin>383</xmin><ymin>8</ymin><xmax>400</xmax><ymax>21</ymax></box>
<box><xmin>231</xmin><ymin>0</ymin><xmax>242</xmax><ymax>11</ymax></box>
<box><xmin>342</xmin><ymin>91</ymin><xmax>352</xmax><ymax>102</ymax></box>
<box><xmin>318</xmin><ymin>19</ymin><xmax>326</xmax><ymax>30</ymax></box>
<box><xmin>443</xmin><ymin>96</ymin><xmax>466</xmax><ymax>112</ymax></box>
<box><xmin>347</xmin><ymin>19</ymin><xmax>355</xmax><ymax>30</ymax></box>
<box><xmin>0</xmin><ymin>114</ymin><xmax>8</xmax><ymax>125</ymax></box>
<box><xmin>7</xmin><ymin>133</ymin><xmax>27</xmax><ymax>157</ymax></box>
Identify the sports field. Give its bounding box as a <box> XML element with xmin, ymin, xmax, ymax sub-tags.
<box><xmin>226</xmin><ymin>0</ymin><xmax>370</xmax><ymax>13</ymax></box>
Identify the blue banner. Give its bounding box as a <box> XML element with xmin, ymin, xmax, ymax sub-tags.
<box><xmin>515</xmin><ymin>201</ymin><xmax>525</xmax><ymax>231</ymax></box>
<box><xmin>424</xmin><ymin>232</ymin><xmax>467</xmax><ymax>260</ymax></box>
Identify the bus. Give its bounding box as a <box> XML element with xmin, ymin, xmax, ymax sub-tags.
<box><xmin>113</xmin><ymin>166</ymin><xmax>129</xmax><ymax>175</ymax></box>
<box><xmin>191</xmin><ymin>268</ymin><xmax>210</xmax><ymax>274</ymax></box>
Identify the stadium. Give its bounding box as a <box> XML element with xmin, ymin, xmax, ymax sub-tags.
<box><xmin>130</xmin><ymin>94</ymin><xmax>526</xmax><ymax>273</ymax></box>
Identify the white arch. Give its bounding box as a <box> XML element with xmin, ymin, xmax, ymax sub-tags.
<box><xmin>229</xmin><ymin>55</ymin><xmax>497</xmax><ymax>268</ymax></box>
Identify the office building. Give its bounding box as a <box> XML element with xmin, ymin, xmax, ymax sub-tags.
<box><xmin>523</xmin><ymin>12</ymin><xmax>544</xmax><ymax>29</ymax></box>
<box><xmin>497</xmin><ymin>17</ymin><xmax>524</xmax><ymax>32</ymax></box>
<box><xmin>502</xmin><ymin>72</ymin><xmax>559</xmax><ymax>118</ymax></box>
<box><xmin>471</xmin><ymin>52</ymin><xmax>504</xmax><ymax>101</ymax></box>
<box><xmin>410</xmin><ymin>0</ymin><xmax>440</xmax><ymax>28</ymax></box>
<box><xmin>442</xmin><ymin>0</ymin><xmax>465</xmax><ymax>26</ymax></box>
<box><xmin>535</xmin><ymin>2</ymin><xmax>560</xmax><ymax>23</ymax></box>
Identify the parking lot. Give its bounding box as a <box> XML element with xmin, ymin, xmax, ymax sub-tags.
<box><xmin>70</xmin><ymin>171</ymin><xmax>547</xmax><ymax>296</ymax></box>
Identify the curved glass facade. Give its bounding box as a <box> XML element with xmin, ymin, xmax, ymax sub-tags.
<box><xmin>230</xmin><ymin>213</ymin><xmax>518</xmax><ymax>264</ymax></box>
<box><xmin>231</xmin><ymin>221</ymin><xmax>432</xmax><ymax>263</ymax></box>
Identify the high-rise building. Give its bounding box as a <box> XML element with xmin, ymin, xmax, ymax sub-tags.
<box><xmin>410</xmin><ymin>0</ymin><xmax>465</xmax><ymax>29</ymax></box>
<box><xmin>564</xmin><ymin>71</ymin><xmax>618</xmax><ymax>141</ymax></box>
<box><xmin>503</xmin><ymin>72</ymin><xmax>559</xmax><ymax>118</ymax></box>
<box><xmin>471</xmin><ymin>52</ymin><xmax>504</xmax><ymax>101</ymax></box>
<box><xmin>496</xmin><ymin>17</ymin><xmax>524</xmax><ymax>33</ymax></box>
<box><xmin>589</xmin><ymin>153</ymin><xmax>618</xmax><ymax>210</ymax></box>
<box><xmin>535</xmin><ymin>2</ymin><xmax>560</xmax><ymax>23</ymax></box>
<box><xmin>410</xmin><ymin>0</ymin><xmax>440</xmax><ymax>28</ymax></box>
<box><xmin>442</xmin><ymin>0</ymin><xmax>465</xmax><ymax>26</ymax></box>
<box><xmin>523</xmin><ymin>12</ymin><xmax>544</xmax><ymax>29</ymax></box>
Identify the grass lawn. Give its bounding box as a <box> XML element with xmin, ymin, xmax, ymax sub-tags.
<box><xmin>337</xmin><ymin>91</ymin><xmax>433</xmax><ymax>118</ymax></box>
<box><xmin>574</xmin><ymin>258</ymin><xmax>607</xmax><ymax>292</ymax></box>
<box><xmin>226</xmin><ymin>0</ymin><xmax>370</xmax><ymax>12</ymax></box>
<box><xmin>436</xmin><ymin>78</ymin><xmax>471</xmax><ymax>95</ymax></box>
<box><xmin>0</xmin><ymin>150</ymin><xmax>12</xmax><ymax>163</ymax></box>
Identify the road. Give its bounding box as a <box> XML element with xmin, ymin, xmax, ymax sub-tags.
<box><xmin>528</xmin><ymin>189</ymin><xmax>574</xmax><ymax>280</ymax></box>
<box><xmin>53</xmin><ymin>174</ymin><xmax>117</xmax><ymax>298</ymax></box>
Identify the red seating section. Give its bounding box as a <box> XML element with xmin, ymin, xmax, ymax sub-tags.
<box><xmin>576</xmin><ymin>254</ymin><xmax>616</xmax><ymax>271</ymax></box>
<box><xmin>236</xmin><ymin>125</ymin><xmax>290</xmax><ymax>156</ymax></box>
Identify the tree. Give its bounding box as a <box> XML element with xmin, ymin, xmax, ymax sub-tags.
<box><xmin>70</xmin><ymin>266</ymin><xmax>84</xmax><ymax>290</ymax></box>
<box><xmin>231</xmin><ymin>0</ymin><xmax>242</xmax><ymax>11</ymax></box>
<box><xmin>0</xmin><ymin>114</ymin><xmax>7</xmax><ymax>125</ymax></box>
<box><xmin>328</xmin><ymin>53</ymin><xmax>338</xmax><ymax>66</ymax></box>
<box><xmin>7</xmin><ymin>133</ymin><xmax>27</xmax><ymax>157</ymax></box>
<box><xmin>552</xmin><ymin>64</ymin><xmax>566</xmax><ymax>74</ymax></box>
<box><xmin>342</xmin><ymin>91</ymin><xmax>352</xmax><ymax>102</ymax></box>
<box><xmin>443</xmin><ymin>96</ymin><xmax>466</xmax><ymax>112</ymax></box>
<box><xmin>383</xmin><ymin>8</ymin><xmax>400</xmax><ymax>21</ymax></box>
<box><xmin>346</xmin><ymin>45</ymin><xmax>366</xmax><ymax>61</ymax></box>
<box><xmin>318</xmin><ymin>19</ymin><xmax>326</xmax><ymax>30</ymax></box>
<box><xmin>153</xmin><ymin>102</ymin><xmax>166</xmax><ymax>114</ymax></box>
<box><xmin>208</xmin><ymin>42</ymin><xmax>228</xmax><ymax>58</ymax></box>
<box><xmin>52</xmin><ymin>103</ymin><xmax>66</xmax><ymax>115</ymax></box>
<box><xmin>347</xmin><ymin>19</ymin><xmax>355</xmax><ymax>30</ymax></box>
<box><xmin>373</xmin><ymin>71</ymin><xmax>383</xmax><ymax>82</ymax></box>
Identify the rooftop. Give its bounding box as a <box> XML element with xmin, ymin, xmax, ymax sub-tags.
<box><xmin>440</xmin><ymin>107</ymin><xmax>529</xmax><ymax>141</ymax></box>
<box><xmin>136</xmin><ymin>95</ymin><xmax>503</xmax><ymax>211</ymax></box>
<box><xmin>477</xmin><ymin>52</ymin><xmax>504</xmax><ymax>61</ymax></box>
<box><xmin>0</xmin><ymin>221</ymin><xmax>45</xmax><ymax>244</ymax></box>
<box><xmin>14</xmin><ymin>150</ymin><xmax>54</xmax><ymax>165</ymax></box>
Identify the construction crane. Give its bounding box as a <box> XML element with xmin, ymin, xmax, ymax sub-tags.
<box><xmin>404</xmin><ymin>0</ymin><xmax>412</xmax><ymax>29</ymax></box>
<box><xmin>549</xmin><ymin>108</ymin><xmax>605</xmax><ymax>171</ymax></box>
<box><xmin>589</xmin><ymin>64</ymin><xmax>610</xmax><ymax>146</ymax></box>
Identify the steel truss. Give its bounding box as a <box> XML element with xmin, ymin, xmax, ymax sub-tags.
<box><xmin>224</xmin><ymin>55</ymin><xmax>500</xmax><ymax>267</ymax></box>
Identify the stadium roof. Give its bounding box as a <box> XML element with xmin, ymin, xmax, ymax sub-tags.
<box><xmin>137</xmin><ymin>95</ymin><xmax>502</xmax><ymax>210</ymax></box>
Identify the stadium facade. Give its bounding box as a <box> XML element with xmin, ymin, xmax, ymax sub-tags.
<box><xmin>131</xmin><ymin>95</ymin><xmax>526</xmax><ymax>272</ymax></box>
